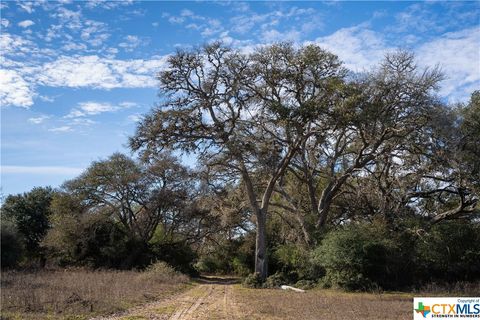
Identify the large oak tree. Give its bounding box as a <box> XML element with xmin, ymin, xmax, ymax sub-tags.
<box><xmin>130</xmin><ymin>42</ymin><xmax>346</xmax><ymax>279</ymax></box>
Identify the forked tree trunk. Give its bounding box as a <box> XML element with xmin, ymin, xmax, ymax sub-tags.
<box><xmin>254</xmin><ymin>210</ymin><xmax>268</xmax><ymax>280</ymax></box>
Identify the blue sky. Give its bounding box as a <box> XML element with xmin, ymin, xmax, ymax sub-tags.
<box><xmin>1</xmin><ymin>0</ymin><xmax>479</xmax><ymax>197</ymax></box>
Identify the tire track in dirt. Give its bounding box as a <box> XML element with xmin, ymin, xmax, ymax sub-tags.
<box><xmin>90</xmin><ymin>277</ymin><xmax>240</xmax><ymax>320</ymax></box>
<box><xmin>168</xmin><ymin>284</ymin><xmax>213</xmax><ymax>320</ymax></box>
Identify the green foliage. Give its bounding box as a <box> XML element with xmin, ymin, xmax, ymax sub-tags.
<box><xmin>243</xmin><ymin>272</ymin><xmax>264</xmax><ymax>288</ymax></box>
<box><xmin>415</xmin><ymin>221</ymin><xmax>480</xmax><ymax>282</ymax></box>
<box><xmin>313</xmin><ymin>222</ymin><xmax>410</xmax><ymax>291</ymax></box>
<box><xmin>294</xmin><ymin>279</ymin><xmax>317</xmax><ymax>290</ymax></box>
<box><xmin>271</xmin><ymin>244</ymin><xmax>324</xmax><ymax>283</ymax></box>
<box><xmin>263</xmin><ymin>272</ymin><xmax>287</xmax><ymax>288</ymax></box>
<box><xmin>231</xmin><ymin>257</ymin><xmax>250</xmax><ymax>277</ymax></box>
<box><xmin>1</xmin><ymin>220</ymin><xmax>25</xmax><ymax>268</ymax></box>
<box><xmin>194</xmin><ymin>237</ymin><xmax>253</xmax><ymax>276</ymax></box>
<box><xmin>44</xmin><ymin>191</ymin><xmax>134</xmax><ymax>268</ymax></box>
<box><xmin>1</xmin><ymin>187</ymin><xmax>54</xmax><ymax>259</ymax></box>
<box><xmin>150</xmin><ymin>242</ymin><xmax>198</xmax><ymax>276</ymax></box>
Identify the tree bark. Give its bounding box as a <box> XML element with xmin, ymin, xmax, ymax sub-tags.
<box><xmin>255</xmin><ymin>209</ymin><xmax>268</xmax><ymax>280</ymax></box>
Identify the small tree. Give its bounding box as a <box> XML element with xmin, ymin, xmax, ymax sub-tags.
<box><xmin>1</xmin><ymin>186</ymin><xmax>54</xmax><ymax>262</ymax></box>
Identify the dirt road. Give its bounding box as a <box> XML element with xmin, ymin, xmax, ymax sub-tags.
<box><xmin>93</xmin><ymin>277</ymin><xmax>242</xmax><ymax>320</ymax></box>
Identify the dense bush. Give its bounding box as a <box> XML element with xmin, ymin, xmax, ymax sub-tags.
<box><xmin>313</xmin><ymin>222</ymin><xmax>412</xmax><ymax>291</ymax></box>
<box><xmin>43</xmin><ymin>210</ymin><xmax>132</xmax><ymax>268</ymax></box>
<box><xmin>194</xmin><ymin>237</ymin><xmax>253</xmax><ymax>276</ymax></box>
<box><xmin>243</xmin><ymin>272</ymin><xmax>264</xmax><ymax>288</ymax></box>
<box><xmin>263</xmin><ymin>272</ymin><xmax>287</xmax><ymax>288</ymax></box>
<box><xmin>415</xmin><ymin>221</ymin><xmax>480</xmax><ymax>282</ymax></box>
<box><xmin>150</xmin><ymin>242</ymin><xmax>198</xmax><ymax>276</ymax></box>
<box><xmin>1</xmin><ymin>220</ymin><xmax>25</xmax><ymax>268</ymax></box>
<box><xmin>271</xmin><ymin>244</ymin><xmax>324</xmax><ymax>283</ymax></box>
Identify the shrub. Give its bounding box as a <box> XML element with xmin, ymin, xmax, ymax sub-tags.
<box><xmin>1</xmin><ymin>220</ymin><xmax>25</xmax><ymax>268</ymax></box>
<box><xmin>295</xmin><ymin>279</ymin><xmax>317</xmax><ymax>290</ymax></box>
<box><xmin>271</xmin><ymin>244</ymin><xmax>324</xmax><ymax>283</ymax></box>
<box><xmin>263</xmin><ymin>272</ymin><xmax>287</xmax><ymax>288</ymax></box>
<box><xmin>243</xmin><ymin>272</ymin><xmax>264</xmax><ymax>288</ymax></box>
<box><xmin>150</xmin><ymin>242</ymin><xmax>198</xmax><ymax>276</ymax></box>
<box><xmin>141</xmin><ymin>261</ymin><xmax>189</xmax><ymax>284</ymax></box>
<box><xmin>415</xmin><ymin>221</ymin><xmax>480</xmax><ymax>282</ymax></box>
<box><xmin>313</xmin><ymin>222</ymin><xmax>406</xmax><ymax>291</ymax></box>
<box><xmin>232</xmin><ymin>257</ymin><xmax>250</xmax><ymax>276</ymax></box>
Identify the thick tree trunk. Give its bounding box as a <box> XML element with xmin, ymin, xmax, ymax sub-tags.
<box><xmin>254</xmin><ymin>210</ymin><xmax>268</xmax><ymax>280</ymax></box>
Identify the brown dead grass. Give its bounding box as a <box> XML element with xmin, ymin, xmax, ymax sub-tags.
<box><xmin>0</xmin><ymin>266</ymin><xmax>190</xmax><ymax>320</ymax></box>
<box><xmin>230</xmin><ymin>282</ymin><xmax>480</xmax><ymax>320</ymax></box>
<box><xmin>231</xmin><ymin>286</ymin><xmax>413</xmax><ymax>320</ymax></box>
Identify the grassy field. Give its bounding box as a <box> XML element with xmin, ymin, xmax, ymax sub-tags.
<box><xmin>0</xmin><ymin>265</ymin><xmax>190</xmax><ymax>320</ymax></box>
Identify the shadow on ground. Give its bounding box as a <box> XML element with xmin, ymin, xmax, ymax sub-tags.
<box><xmin>194</xmin><ymin>275</ymin><xmax>241</xmax><ymax>285</ymax></box>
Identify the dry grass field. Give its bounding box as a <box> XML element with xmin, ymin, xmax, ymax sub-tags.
<box><xmin>2</xmin><ymin>272</ymin><xmax>479</xmax><ymax>320</ymax></box>
<box><xmin>232</xmin><ymin>286</ymin><xmax>412</xmax><ymax>320</ymax></box>
<box><xmin>0</xmin><ymin>265</ymin><xmax>190</xmax><ymax>320</ymax></box>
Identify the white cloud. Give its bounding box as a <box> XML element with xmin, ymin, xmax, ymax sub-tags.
<box><xmin>181</xmin><ymin>9</ymin><xmax>194</xmax><ymax>17</ymax></box>
<box><xmin>48</xmin><ymin>126</ymin><xmax>73</xmax><ymax>132</ymax></box>
<box><xmin>165</xmin><ymin>10</ymin><xmax>225</xmax><ymax>38</ymax></box>
<box><xmin>0</xmin><ymin>33</ymin><xmax>37</xmax><ymax>56</ymax></box>
<box><xmin>169</xmin><ymin>16</ymin><xmax>184</xmax><ymax>24</ymax></box>
<box><xmin>416</xmin><ymin>27</ymin><xmax>480</xmax><ymax>102</ymax></box>
<box><xmin>37</xmin><ymin>55</ymin><xmax>168</xmax><ymax>90</ymax></box>
<box><xmin>0</xmin><ymin>69</ymin><xmax>35</xmax><ymax>108</ymax></box>
<box><xmin>69</xmin><ymin>118</ymin><xmax>96</xmax><ymax>126</ymax></box>
<box><xmin>119</xmin><ymin>35</ymin><xmax>142</xmax><ymax>52</ymax></box>
<box><xmin>28</xmin><ymin>115</ymin><xmax>50</xmax><ymax>124</ymax></box>
<box><xmin>1</xmin><ymin>165</ymin><xmax>83</xmax><ymax>175</ymax></box>
<box><xmin>119</xmin><ymin>101</ymin><xmax>138</xmax><ymax>108</ymax></box>
<box><xmin>261</xmin><ymin>29</ymin><xmax>301</xmax><ymax>43</ymax></box>
<box><xmin>200</xmin><ymin>19</ymin><xmax>223</xmax><ymax>37</ymax></box>
<box><xmin>18</xmin><ymin>1</ymin><xmax>36</xmax><ymax>13</ymax></box>
<box><xmin>1</xmin><ymin>18</ymin><xmax>9</xmax><ymax>28</ymax></box>
<box><xmin>66</xmin><ymin>101</ymin><xmax>137</xmax><ymax>118</ymax></box>
<box><xmin>18</xmin><ymin>20</ymin><xmax>35</xmax><ymax>28</ymax></box>
<box><xmin>127</xmin><ymin>113</ymin><xmax>143</xmax><ymax>122</ymax></box>
<box><xmin>53</xmin><ymin>7</ymin><xmax>82</xmax><ymax>30</ymax></box>
<box><xmin>85</xmin><ymin>0</ymin><xmax>133</xmax><ymax>10</ymax></box>
<box><xmin>314</xmin><ymin>24</ymin><xmax>479</xmax><ymax>102</ymax></box>
<box><xmin>61</xmin><ymin>42</ymin><xmax>87</xmax><ymax>51</ymax></box>
<box><xmin>230</xmin><ymin>7</ymin><xmax>319</xmax><ymax>36</ymax></box>
<box><xmin>39</xmin><ymin>95</ymin><xmax>56</xmax><ymax>102</ymax></box>
<box><xmin>314</xmin><ymin>25</ymin><xmax>389</xmax><ymax>71</ymax></box>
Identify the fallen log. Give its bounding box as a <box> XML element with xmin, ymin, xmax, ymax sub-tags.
<box><xmin>280</xmin><ymin>285</ymin><xmax>305</xmax><ymax>293</ymax></box>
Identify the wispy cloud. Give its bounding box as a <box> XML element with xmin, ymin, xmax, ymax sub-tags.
<box><xmin>118</xmin><ymin>35</ymin><xmax>143</xmax><ymax>52</ymax></box>
<box><xmin>48</xmin><ymin>126</ymin><xmax>73</xmax><ymax>132</ymax></box>
<box><xmin>164</xmin><ymin>9</ymin><xmax>225</xmax><ymax>38</ymax></box>
<box><xmin>65</xmin><ymin>101</ymin><xmax>137</xmax><ymax>118</ymax></box>
<box><xmin>127</xmin><ymin>113</ymin><xmax>143</xmax><ymax>122</ymax></box>
<box><xmin>28</xmin><ymin>115</ymin><xmax>50</xmax><ymax>124</ymax></box>
<box><xmin>85</xmin><ymin>0</ymin><xmax>134</xmax><ymax>10</ymax></box>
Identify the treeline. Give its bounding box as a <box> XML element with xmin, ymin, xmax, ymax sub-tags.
<box><xmin>2</xmin><ymin>43</ymin><xmax>479</xmax><ymax>291</ymax></box>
